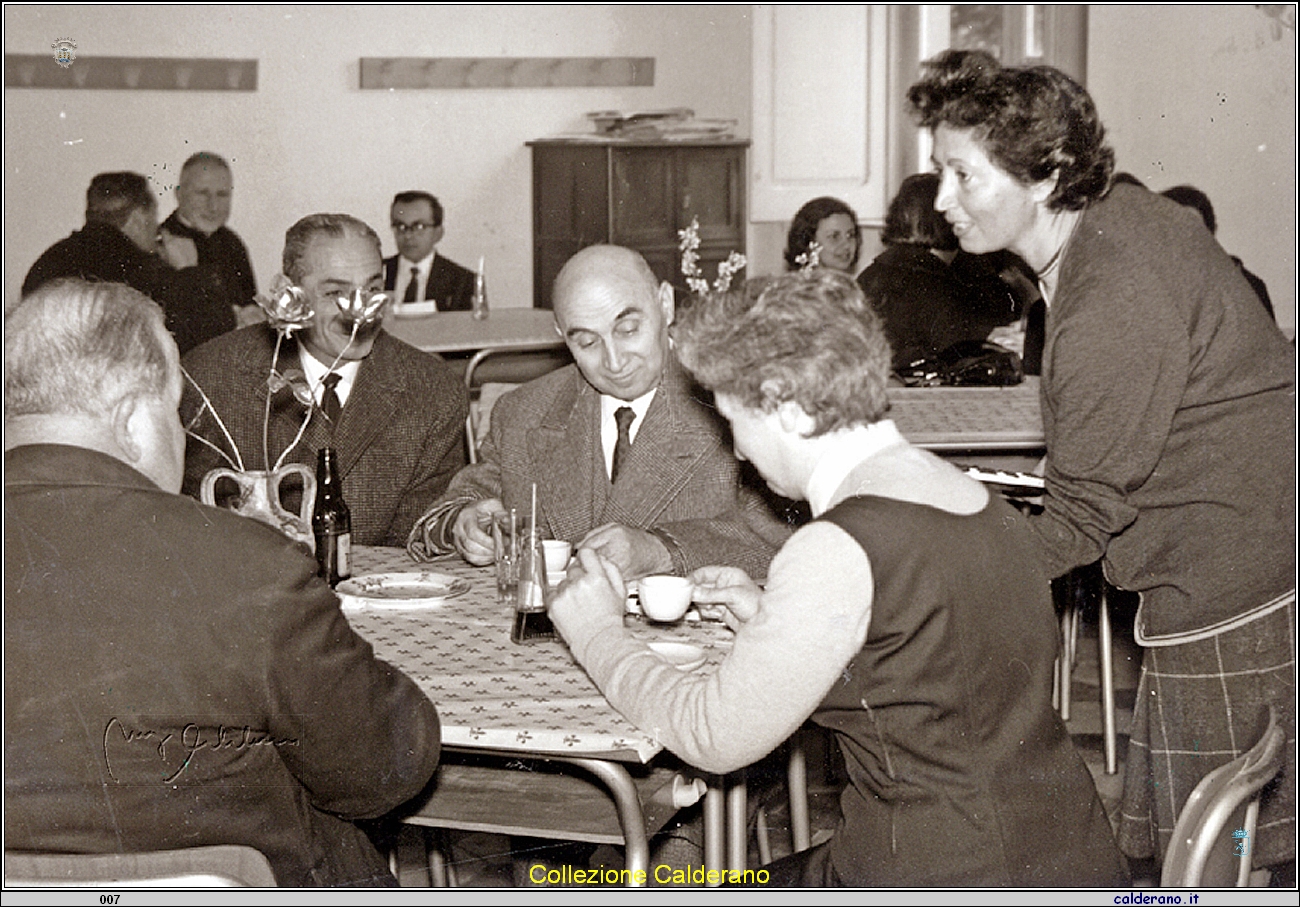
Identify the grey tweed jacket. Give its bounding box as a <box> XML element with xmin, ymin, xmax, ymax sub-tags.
<box><xmin>436</xmin><ymin>358</ymin><xmax>790</xmax><ymax>578</ymax></box>
<box><xmin>181</xmin><ymin>325</ymin><xmax>468</xmax><ymax>547</ymax></box>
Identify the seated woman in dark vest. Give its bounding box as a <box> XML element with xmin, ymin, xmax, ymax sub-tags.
<box><xmin>550</xmin><ymin>270</ymin><xmax>1127</xmax><ymax>887</ymax></box>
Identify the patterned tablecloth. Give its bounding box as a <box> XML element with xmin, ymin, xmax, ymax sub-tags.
<box><xmin>346</xmin><ymin>546</ymin><xmax>732</xmax><ymax>762</ymax></box>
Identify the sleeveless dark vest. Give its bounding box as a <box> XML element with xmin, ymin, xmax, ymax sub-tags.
<box><xmin>814</xmin><ymin>494</ymin><xmax>1124</xmax><ymax>887</ymax></box>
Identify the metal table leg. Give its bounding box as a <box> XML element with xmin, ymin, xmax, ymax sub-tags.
<box><xmin>561</xmin><ymin>757</ymin><xmax>649</xmax><ymax>886</ymax></box>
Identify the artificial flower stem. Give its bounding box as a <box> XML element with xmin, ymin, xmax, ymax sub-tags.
<box><xmin>271</xmin><ymin>319</ymin><xmax>360</xmax><ymax>472</ymax></box>
<box><xmin>263</xmin><ymin>332</ymin><xmax>284</xmax><ymax>472</ymax></box>
<box><xmin>182</xmin><ymin>367</ymin><xmax>243</xmax><ymax>472</ymax></box>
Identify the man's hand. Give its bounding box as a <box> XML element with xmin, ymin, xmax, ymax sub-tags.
<box><xmin>577</xmin><ymin>523</ymin><xmax>672</xmax><ymax>580</ymax></box>
<box><xmin>158</xmin><ymin>230</ymin><xmax>199</xmax><ymax>269</ymax></box>
<box><xmin>550</xmin><ymin>546</ymin><xmax>628</xmax><ymax>646</ymax></box>
<box><xmin>690</xmin><ymin>565</ymin><xmax>762</xmax><ymax>631</ymax></box>
<box><xmin>451</xmin><ymin>498</ymin><xmax>504</xmax><ymax>566</ymax></box>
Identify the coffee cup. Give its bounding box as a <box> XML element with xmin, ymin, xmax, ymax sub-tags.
<box><xmin>637</xmin><ymin>575</ymin><xmax>694</xmax><ymax>622</ymax></box>
<box><xmin>541</xmin><ymin>539</ymin><xmax>572</xmax><ymax>574</ymax></box>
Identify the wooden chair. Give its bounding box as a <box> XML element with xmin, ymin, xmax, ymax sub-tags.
<box><xmin>4</xmin><ymin>845</ymin><xmax>277</xmax><ymax>887</ymax></box>
<box><xmin>1161</xmin><ymin>706</ymin><xmax>1285</xmax><ymax>888</ymax></box>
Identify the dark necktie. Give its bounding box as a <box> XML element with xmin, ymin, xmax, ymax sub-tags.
<box><xmin>403</xmin><ymin>266</ymin><xmax>420</xmax><ymax>303</ymax></box>
<box><xmin>611</xmin><ymin>406</ymin><xmax>635</xmax><ymax>484</ymax></box>
<box><xmin>321</xmin><ymin>372</ymin><xmax>343</xmax><ymax>426</ymax></box>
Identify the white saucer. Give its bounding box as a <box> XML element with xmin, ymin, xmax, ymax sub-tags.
<box><xmin>647</xmin><ymin>641</ymin><xmax>707</xmax><ymax>671</ymax></box>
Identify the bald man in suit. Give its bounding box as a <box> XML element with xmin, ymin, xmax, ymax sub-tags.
<box><xmin>410</xmin><ymin>245</ymin><xmax>789</xmax><ymax>580</ymax></box>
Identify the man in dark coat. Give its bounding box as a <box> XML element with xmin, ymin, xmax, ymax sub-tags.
<box><xmin>22</xmin><ymin>171</ymin><xmax>228</xmax><ymax>353</ymax></box>
<box><xmin>159</xmin><ymin>151</ymin><xmax>260</xmax><ymax>328</ymax></box>
<box><xmin>4</xmin><ymin>279</ymin><xmax>442</xmax><ymax>886</ymax></box>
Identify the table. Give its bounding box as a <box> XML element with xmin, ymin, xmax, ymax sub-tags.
<box><xmin>384</xmin><ymin>307</ymin><xmax>564</xmax><ymax>356</ymax></box>
<box><xmin>887</xmin><ymin>376</ymin><xmax>1046</xmax><ymax>484</ymax></box>
<box><xmin>887</xmin><ymin>376</ymin><xmax>1044</xmax><ymax>451</ymax></box>
<box><xmin>345</xmin><ymin>546</ymin><xmax>734</xmax><ymax>886</ymax></box>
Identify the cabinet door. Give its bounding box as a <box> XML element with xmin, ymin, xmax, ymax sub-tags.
<box><xmin>610</xmin><ymin>148</ymin><xmax>676</xmax><ymax>246</ymax></box>
<box><xmin>678</xmin><ymin>147</ymin><xmax>744</xmax><ymax>245</ymax></box>
<box><xmin>532</xmin><ymin>145</ymin><xmax>610</xmax><ymax>308</ymax></box>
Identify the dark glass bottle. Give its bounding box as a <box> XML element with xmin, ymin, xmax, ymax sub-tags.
<box><xmin>313</xmin><ymin>447</ymin><xmax>351</xmax><ymax>585</ymax></box>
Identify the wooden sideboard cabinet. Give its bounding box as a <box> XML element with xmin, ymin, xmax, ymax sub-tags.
<box><xmin>528</xmin><ymin>139</ymin><xmax>748</xmax><ymax>308</ymax></box>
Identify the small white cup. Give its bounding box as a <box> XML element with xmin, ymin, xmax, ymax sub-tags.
<box><xmin>638</xmin><ymin>575</ymin><xmax>694</xmax><ymax>622</ymax></box>
<box><xmin>541</xmin><ymin>539</ymin><xmax>572</xmax><ymax>574</ymax></box>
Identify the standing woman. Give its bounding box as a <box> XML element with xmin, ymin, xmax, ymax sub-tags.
<box><xmin>909</xmin><ymin>50</ymin><xmax>1296</xmax><ymax>877</ymax></box>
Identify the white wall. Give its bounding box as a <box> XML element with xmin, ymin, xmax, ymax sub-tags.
<box><xmin>8</xmin><ymin>6</ymin><xmax>1295</xmax><ymax>333</ymax></box>
<box><xmin>1088</xmin><ymin>5</ymin><xmax>1297</xmax><ymax>335</ymax></box>
<box><xmin>3</xmin><ymin>5</ymin><xmax>752</xmax><ymax>310</ymax></box>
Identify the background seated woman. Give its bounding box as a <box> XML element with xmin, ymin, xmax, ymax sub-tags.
<box><xmin>551</xmin><ymin>270</ymin><xmax>1127</xmax><ymax>887</ymax></box>
<box><xmin>783</xmin><ymin>196</ymin><xmax>861</xmax><ymax>274</ymax></box>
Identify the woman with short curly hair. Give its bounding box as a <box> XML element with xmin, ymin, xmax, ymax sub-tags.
<box><xmin>912</xmin><ymin>49</ymin><xmax>1296</xmax><ymax>878</ymax></box>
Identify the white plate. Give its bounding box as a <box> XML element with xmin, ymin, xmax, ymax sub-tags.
<box><xmin>647</xmin><ymin>641</ymin><xmax>707</xmax><ymax>671</ymax></box>
<box><xmin>337</xmin><ymin>572</ymin><xmax>470</xmax><ymax>610</ymax></box>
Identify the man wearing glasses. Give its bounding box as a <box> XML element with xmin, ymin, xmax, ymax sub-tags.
<box><xmin>383</xmin><ymin>190</ymin><xmax>476</xmax><ymax>311</ymax></box>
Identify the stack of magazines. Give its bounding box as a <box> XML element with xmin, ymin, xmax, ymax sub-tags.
<box><xmin>585</xmin><ymin>108</ymin><xmax>737</xmax><ymax>141</ymax></box>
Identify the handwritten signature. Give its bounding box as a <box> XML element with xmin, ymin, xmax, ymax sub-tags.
<box><xmin>103</xmin><ymin>717</ymin><xmax>299</xmax><ymax>784</ymax></box>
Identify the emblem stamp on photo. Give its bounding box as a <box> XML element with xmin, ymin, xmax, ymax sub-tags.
<box><xmin>51</xmin><ymin>37</ymin><xmax>77</xmax><ymax>69</ymax></box>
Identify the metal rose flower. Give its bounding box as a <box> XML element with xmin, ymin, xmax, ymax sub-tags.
<box><xmin>335</xmin><ymin>288</ymin><xmax>388</xmax><ymax>328</ymax></box>
<box><xmin>256</xmin><ymin>274</ymin><xmax>314</xmax><ymax>336</ymax></box>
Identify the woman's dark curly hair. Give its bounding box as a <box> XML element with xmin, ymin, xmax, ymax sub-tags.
<box><xmin>907</xmin><ymin>50</ymin><xmax>1114</xmax><ymax>211</ymax></box>
<box><xmin>783</xmin><ymin>196</ymin><xmax>862</xmax><ymax>271</ymax></box>
<box><xmin>673</xmin><ymin>271</ymin><xmax>892</xmax><ymax>436</ymax></box>
<box><xmin>881</xmin><ymin>173</ymin><xmax>958</xmax><ymax>250</ymax></box>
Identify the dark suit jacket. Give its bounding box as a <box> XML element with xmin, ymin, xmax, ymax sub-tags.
<box><xmin>440</xmin><ymin>359</ymin><xmax>790</xmax><ymax>577</ymax></box>
<box><xmin>4</xmin><ymin>444</ymin><xmax>441</xmax><ymax>886</ymax></box>
<box><xmin>383</xmin><ymin>253</ymin><xmax>475</xmax><ymax>311</ymax></box>
<box><xmin>161</xmin><ymin>211</ymin><xmax>258</xmax><ymax>313</ymax></box>
<box><xmin>22</xmin><ymin>222</ymin><xmax>229</xmax><ymax>354</ymax></box>
<box><xmin>180</xmin><ymin>326</ymin><xmax>469</xmax><ymax>546</ymax></box>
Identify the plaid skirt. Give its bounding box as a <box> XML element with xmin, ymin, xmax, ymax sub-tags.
<box><xmin>1118</xmin><ymin>599</ymin><xmax>1296</xmax><ymax>868</ymax></box>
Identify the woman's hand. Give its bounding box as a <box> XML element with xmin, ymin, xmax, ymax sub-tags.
<box><xmin>550</xmin><ymin>547</ymin><xmax>628</xmax><ymax>645</ymax></box>
<box><xmin>689</xmin><ymin>565</ymin><xmax>762</xmax><ymax>631</ymax></box>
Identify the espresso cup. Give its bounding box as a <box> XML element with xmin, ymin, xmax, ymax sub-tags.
<box><xmin>637</xmin><ymin>575</ymin><xmax>694</xmax><ymax>622</ymax></box>
<box><xmin>541</xmin><ymin>539</ymin><xmax>572</xmax><ymax>574</ymax></box>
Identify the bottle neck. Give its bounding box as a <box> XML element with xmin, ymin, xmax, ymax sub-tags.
<box><xmin>316</xmin><ymin>447</ymin><xmax>341</xmax><ymax>496</ymax></box>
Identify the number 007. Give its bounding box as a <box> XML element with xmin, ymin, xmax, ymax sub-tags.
<box><xmin>100</xmin><ymin>896</ymin><xmax>120</xmax><ymax>905</ymax></box>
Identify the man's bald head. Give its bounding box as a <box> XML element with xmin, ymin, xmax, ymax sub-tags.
<box><xmin>551</xmin><ymin>245</ymin><xmax>674</xmax><ymax>402</ymax></box>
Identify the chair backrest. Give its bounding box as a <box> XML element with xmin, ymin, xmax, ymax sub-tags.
<box><xmin>463</xmin><ymin>345</ymin><xmax>571</xmax><ymax>463</ymax></box>
<box><xmin>5</xmin><ymin>845</ymin><xmax>278</xmax><ymax>887</ymax></box>
<box><xmin>1161</xmin><ymin>707</ymin><xmax>1285</xmax><ymax>888</ymax></box>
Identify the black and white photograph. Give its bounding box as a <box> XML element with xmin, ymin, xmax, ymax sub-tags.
<box><xmin>4</xmin><ymin>5</ymin><xmax>1296</xmax><ymax>902</ymax></box>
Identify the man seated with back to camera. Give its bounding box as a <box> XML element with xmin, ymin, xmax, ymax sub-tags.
<box><xmin>180</xmin><ymin>213</ymin><xmax>469</xmax><ymax>547</ymax></box>
<box><xmin>4</xmin><ymin>279</ymin><xmax>441</xmax><ymax>886</ymax></box>
<box><xmin>409</xmin><ymin>244</ymin><xmax>790</xmax><ymax>581</ymax></box>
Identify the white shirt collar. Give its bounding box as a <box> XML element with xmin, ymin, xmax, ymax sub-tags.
<box><xmin>600</xmin><ymin>388</ymin><xmax>657</xmax><ymax>479</ymax></box>
<box><xmin>806</xmin><ymin>420</ymin><xmax>908</xmax><ymax>517</ymax></box>
<box><xmin>298</xmin><ymin>345</ymin><xmax>362</xmax><ymax>409</ymax></box>
<box><xmin>398</xmin><ymin>251</ymin><xmax>437</xmax><ymax>276</ymax></box>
